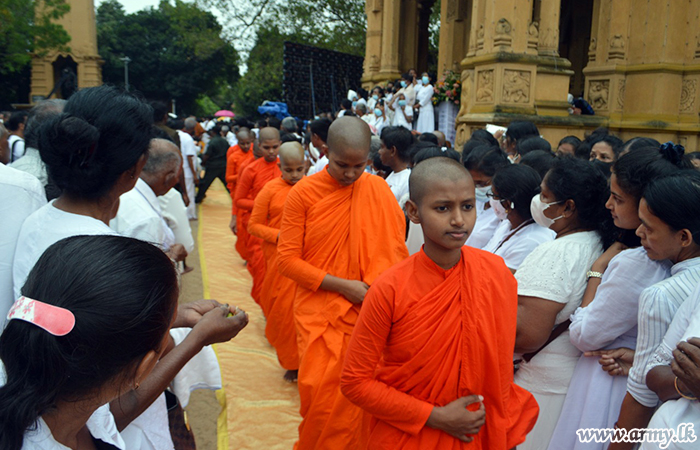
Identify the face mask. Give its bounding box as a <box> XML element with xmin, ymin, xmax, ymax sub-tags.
<box><xmin>352</xmin><ymin>101</ymin><xmax>358</xmax><ymax>108</ymax></box>
<box><xmin>372</xmin><ymin>95</ymin><xmax>379</xmax><ymax>101</ymax></box>
<box><xmin>475</xmin><ymin>185</ymin><xmax>492</xmax><ymax>203</ymax></box>
<box><xmin>530</xmin><ymin>194</ymin><xmax>563</xmax><ymax>228</ymax></box>
<box><xmin>400</xmin><ymin>81</ymin><xmax>407</xmax><ymax>88</ymax></box>
<box><xmin>422</xmin><ymin>76</ymin><xmax>430</xmax><ymax>85</ymax></box>
<box><xmin>489</xmin><ymin>198</ymin><xmax>511</xmax><ymax>221</ymax></box>
<box><xmin>398</xmin><ymin>100</ymin><xmax>407</xmax><ymax>107</ymax></box>
<box><xmin>374</xmin><ymin>108</ymin><xmax>383</xmax><ymax>117</ymax></box>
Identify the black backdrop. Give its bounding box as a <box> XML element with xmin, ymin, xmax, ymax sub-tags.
<box><xmin>283</xmin><ymin>41</ymin><xmax>364</xmax><ymax>119</ymax></box>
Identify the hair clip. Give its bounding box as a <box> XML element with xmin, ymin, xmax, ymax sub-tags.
<box><xmin>7</xmin><ymin>296</ymin><xmax>76</xmax><ymax>336</ymax></box>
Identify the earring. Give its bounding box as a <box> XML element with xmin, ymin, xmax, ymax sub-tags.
<box><xmin>135</xmin><ymin>382</ymin><xmax>140</xmax><ymax>390</ymax></box>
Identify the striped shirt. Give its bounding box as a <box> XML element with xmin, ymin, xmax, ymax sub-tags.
<box><xmin>627</xmin><ymin>256</ymin><xmax>700</xmax><ymax>407</ymax></box>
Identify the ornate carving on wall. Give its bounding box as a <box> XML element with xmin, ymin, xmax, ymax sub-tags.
<box><xmin>681</xmin><ymin>79</ymin><xmax>697</xmax><ymax>112</ymax></box>
<box><xmin>588</xmin><ymin>38</ymin><xmax>597</xmax><ymax>62</ymax></box>
<box><xmin>369</xmin><ymin>54</ymin><xmax>380</xmax><ymax>71</ymax></box>
<box><xmin>476</xmin><ymin>70</ymin><xmax>494</xmax><ymax>103</ymax></box>
<box><xmin>617</xmin><ymin>80</ymin><xmax>625</xmax><ymax>110</ymax></box>
<box><xmin>503</xmin><ymin>70</ymin><xmax>531</xmax><ymax>103</ymax></box>
<box><xmin>446</xmin><ymin>0</ymin><xmax>467</xmax><ymax>22</ymax></box>
<box><xmin>609</xmin><ymin>34</ymin><xmax>626</xmax><ymax>60</ymax></box>
<box><xmin>494</xmin><ymin>18</ymin><xmax>512</xmax><ymax>48</ymax></box>
<box><xmin>527</xmin><ymin>21</ymin><xmax>539</xmax><ymax>52</ymax></box>
<box><xmin>588</xmin><ymin>80</ymin><xmax>610</xmax><ymax>110</ymax></box>
<box><xmin>456</xmin><ymin>123</ymin><xmax>470</xmax><ymax>147</ymax></box>
<box><xmin>459</xmin><ymin>69</ymin><xmax>472</xmax><ymax>116</ymax></box>
<box><xmin>477</xmin><ymin>25</ymin><xmax>485</xmax><ymax>51</ymax></box>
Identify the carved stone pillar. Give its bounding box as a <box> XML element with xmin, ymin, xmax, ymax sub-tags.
<box><xmin>380</xmin><ymin>0</ymin><xmax>402</xmax><ymax>77</ymax></box>
<box><xmin>438</xmin><ymin>0</ymin><xmax>470</xmax><ymax>77</ymax></box>
<box><xmin>536</xmin><ymin>0</ymin><xmax>561</xmax><ymax>56</ymax></box>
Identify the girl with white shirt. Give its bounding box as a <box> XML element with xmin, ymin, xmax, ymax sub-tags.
<box><xmin>378</xmin><ymin>126</ymin><xmax>412</xmax><ymax>204</ymax></box>
<box><xmin>463</xmin><ymin>144</ymin><xmax>510</xmax><ymax>249</ymax></box>
<box><xmin>514</xmin><ymin>157</ymin><xmax>616</xmax><ymax>450</ymax></box>
<box><xmin>547</xmin><ymin>144</ymin><xmax>686</xmax><ymax>450</ymax></box>
<box><xmin>483</xmin><ymin>164</ymin><xmax>555</xmax><ymax>271</ymax></box>
<box><xmin>413</xmin><ymin>72</ymin><xmax>435</xmax><ymax>133</ymax></box>
<box><xmin>388</xmin><ymin>93</ymin><xmax>413</xmax><ymax>131</ymax></box>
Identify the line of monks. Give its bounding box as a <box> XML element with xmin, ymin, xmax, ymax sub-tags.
<box><xmin>223</xmin><ymin>117</ymin><xmax>539</xmax><ymax>450</ymax></box>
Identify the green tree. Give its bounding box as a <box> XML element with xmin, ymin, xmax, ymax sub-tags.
<box><xmin>97</xmin><ymin>0</ymin><xmax>240</xmax><ymax>114</ymax></box>
<box><xmin>0</xmin><ymin>0</ymin><xmax>71</xmax><ymax>104</ymax></box>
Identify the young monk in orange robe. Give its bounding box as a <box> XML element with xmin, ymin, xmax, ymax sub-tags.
<box><xmin>277</xmin><ymin>117</ymin><xmax>409</xmax><ymax>450</ymax></box>
<box><xmin>235</xmin><ymin>127</ymin><xmax>282</xmax><ymax>302</ymax></box>
<box><xmin>248</xmin><ymin>142</ymin><xmax>307</xmax><ymax>382</ymax></box>
<box><xmin>226</xmin><ymin>129</ymin><xmax>254</xmax><ymax>237</ymax></box>
<box><xmin>232</xmin><ymin>141</ymin><xmax>261</xmax><ymax>261</ymax></box>
<box><xmin>340</xmin><ymin>157</ymin><xmax>539</xmax><ymax>450</ymax></box>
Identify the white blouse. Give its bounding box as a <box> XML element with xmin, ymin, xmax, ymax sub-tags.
<box><xmin>514</xmin><ymin>231</ymin><xmax>604</xmax><ymax>394</ymax></box>
<box><xmin>384</xmin><ymin>168</ymin><xmax>410</xmax><ymax>204</ymax></box>
<box><xmin>626</xmin><ymin>256</ymin><xmax>700</xmax><ymax>407</ymax></box>
<box><xmin>482</xmin><ymin>220</ymin><xmax>555</xmax><ymax>270</ymax></box>
<box><xmin>464</xmin><ymin>200</ymin><xmax>501</xmax><ymax>250</ymax></box>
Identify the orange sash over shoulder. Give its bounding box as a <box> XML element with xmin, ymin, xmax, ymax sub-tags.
<box><xmin>341</xmin><ymin>247</ymin><xmax>539</xmax><ymax>450</ymax></box>
<box><xmin>278</xmin><ymin>169</ymin><xmax>409</xmax><ymax>450</ymax></box>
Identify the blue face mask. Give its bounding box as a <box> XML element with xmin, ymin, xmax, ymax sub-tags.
<box><xmin>400</xmin><ymin>81</ymin><xmax>407</xmax><ymax>88</ymax></box>
<box><xmin>398</xmin><ymin>100</ymin><xmax>407</xmax><ymax>107</ymax></box>
<box><xmin>374</xmin><ymin>108</ymin><xmax>383</xmax><ymax>117</ymax></box>
<box><xmin>372</xmin><ymin>95</ymin><xmax>379</xmax><ymax>101</ymax></box>
<box><xmin>352</xmin><ymin>101</ymin><xmax>358</xmax><ymax>108</ymax></box>
<box><xmin>422</xmin><ymin>76</ymin><xmax>429</xmax><ymax>85</ymax></box>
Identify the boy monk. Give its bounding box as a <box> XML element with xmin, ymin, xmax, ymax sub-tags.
<box><xmin>340</xmin><ymin>157</ymin><xmax>539</xmax><ymax>450</ymax></box>
<box><xmin>248</xmin><ymin>142</ymin><xmax>307</xmax><ymax>382</ymax></box>
<box><xmin>235</xmin><ymin>127</ymin><xmax>281</xmax><ymax>302</ymax></box>
<box><xmin>277</xmin><ymin>116</ymin><xmax>409</xmax><ymax>450</ymax></box>
<box><xmin>226</xmin><ymin>128</ymin><xmax>253</xmax><ymax>235</ymax></box>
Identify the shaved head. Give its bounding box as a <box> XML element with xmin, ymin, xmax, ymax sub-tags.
<box><xmin>279</xmin><ymin>141</ymin><xmax>305</xmax><ymax>165</ymax></box>
<box><xmin>409</xmin><ymin>157</ymin><xmax>472</xmax><ymax>205</ymax></box>
<box><xmin>327</xmin><ymin>116</ymin><xmax>371</xmax><ymax>157</ymax></box>
<box><xmin>237</xmin><ymin>127</ymin><xmax>251</xmax><ymax>140</ymax></box>
<box><xmin>259</xmin><ymin>127</ymin><xmax>280</xmax><ymax>142</ymax></box>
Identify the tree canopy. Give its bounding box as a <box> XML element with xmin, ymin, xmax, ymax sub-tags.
<box><xmin>97</xmin><ymin>0</ymin><xmax>240</xmax><ymax>115</ymax></box>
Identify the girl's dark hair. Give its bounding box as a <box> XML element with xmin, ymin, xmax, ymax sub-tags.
<box><xmin>0</xmin><ymin>235</ymin><xmax>178</xmax><ymax>450</ymax></box>
<box><xmin>545</xmin><ymin>157</ymin><xmax>617</xmax><ymax>248</ymax></box>
<box><xmin>621</xmin><ymin>137</ymin><xmax>660</xmax><ymax>155</ymax></box>
<box><xmin>492</xmin><ymin>164</ymin><xmax>542</xmax><ymax>219</ymax></box>
<box><xmin>464</xmin><ymin>145</ymin><xmax>510</xmax><ymax>177</ymax></box>
<box><xmin>520</xmin><ymin>150</ymin><xmax>555</xmax><ymax>179</ymax></box>
<box><xmin>412</xmin><ymin>146</ymin><xmax>461</xmax><ymax>166</ymax></box>
<box><xmin>470</xmin><ymin>129</ymin><xmax>500</xmax><ymax>148</ymax></box>
<box><xmin>38</xmin><ymin>86</ymin><xmax>153</xmax><ymax>200</ymax></box>
<box><xmin>644</xmin><ymin>170</ymin><xmax>700</xmax><ymax>244</ymax></box>
<box><xmin>506</xmin><ymin>120</ymin><xmax>539</xmax><ymax>143</ymax></box>
<box><xmin>612</xmin><ymin>145</ymin><xmax>689</xmax><ymax>201</ymax></box>
<box><xmin>516</xmin><ymin>136</ymin><xmax>552</xmax><ymax>157</ymax></box>
<box><xmin>558</xmin><ymin>135</ymin><xmax>581</xmax><ymax>151</ymax></box>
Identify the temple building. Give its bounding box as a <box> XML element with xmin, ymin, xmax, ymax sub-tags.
<box><xmin>362</xmin><ymin>0</ymin><xmax>700</xmax><ymax>150</ymax></box>
<box><xmin>30</xmin><ymin>0</ymin><xmax>102</xmax><ymax>103</ymax></box>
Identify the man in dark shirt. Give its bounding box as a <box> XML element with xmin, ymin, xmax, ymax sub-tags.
<box><xmin>195</xmin><ymin>124</ymin><xmax>229</xmax><ymax>203</ymax></box>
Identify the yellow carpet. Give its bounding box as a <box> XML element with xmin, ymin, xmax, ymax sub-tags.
<box><xmin>197</xmin><ymin>182</ymin><xmax>301</xmax><ymax>450</ymax></box>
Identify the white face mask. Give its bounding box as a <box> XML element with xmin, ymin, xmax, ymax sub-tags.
<box><xmin>530</xmin><ymin>194</ymin><xmax>563</xmax><ymax>228</ymax></box>
<box><xmin>475</xmin><ymin>185</ymin><xmax>492</xmax><ymax>203</ymax></box>
<box><xmin>489</xmin><ymin>198</ymin><xmax>511</xmax><ymax>221</ymax></box>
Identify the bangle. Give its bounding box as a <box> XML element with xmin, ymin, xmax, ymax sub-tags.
<box><xmin>674</xmin><ymin>376</ymin><xmax>698</xmax><ymax>400</ymax></box>
<box><xmin>586</xmin><ymin>270</ymin><xmax>603</xmax><ymax>281</ymax></box>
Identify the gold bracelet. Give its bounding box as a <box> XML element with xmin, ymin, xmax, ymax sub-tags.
<box><xmin>674</xmin><ymin>376</ymin><xmax>698</xmax><ymax>401</ymax></box>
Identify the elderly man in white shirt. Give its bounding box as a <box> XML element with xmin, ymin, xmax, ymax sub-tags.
<box><xmin>110</xmin><ymin>138</ymin><xmax>187</xmax><ymax>262</ymax></box>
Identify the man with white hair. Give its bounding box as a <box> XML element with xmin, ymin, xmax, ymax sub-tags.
<box><xmin>179</xmin><ymin>118</ymin><xmax>199</xmax><ymax>219</ymax></box>
<box><xmin>110</xmin><ymin>138</ymin><xmax>188</xmax><ymax>262</ymax></box>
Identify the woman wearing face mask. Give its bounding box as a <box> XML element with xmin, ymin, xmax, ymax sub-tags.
<box><xmin>367</xmin><ymin>87</ymin><xmax>384</xmax><ymax>111</ymax></box>
<box><xmin>372</xmin><ymin>99</ymin><xmax>389</xmax><ymax>136</ymax></box>
<box><xmin>413</xmin><ymin>72</ymin><xmax>435</xmax><ymax>133</ymax></box>
<box><xmin>388</xmin><ymin>93</ymin><xmax>412</xmax><ymax>131</ymax></box>
<box><xmin>462</xmin><ymin>145</ymin><xmax>511</xmax><ymax>249</ymax></box>
<box><xmin>482</xmin><ymin>164</ymin><xmax>555</xmax><ymax>272</ymax></box>
<box><xmin>513</xmin><ymin>157</ymin><xmax>616</xmax><ymax>450</ymax></box>
<box><xmin>547</xmin><ymin>143</ymin><xmax>686</xmax><ymax>450</ymax></box>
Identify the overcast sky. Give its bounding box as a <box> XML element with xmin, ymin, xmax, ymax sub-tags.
<box><xmin>97</xmin><ymin>0</ymin><xmax>166</xmax><ymax>14</ymax></box>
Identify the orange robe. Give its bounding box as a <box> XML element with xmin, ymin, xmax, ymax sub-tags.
<box><xmin>277</xmin><ymin>169</ymin><xmax>409</xmax><ymax>450</ymax></box>
<box><xmin>226</xmin><ymin>143</ymin><xmax>254</xmax><ymax>215</ymax></box>
<box><xmin>247</xmin><ymin>177</ymin><xmax>298</xmax><ymax>370</ymax></box>
<box><xmin>233</xmin><ymin>155</ymin><xmax>256</xmax><ymax>261</ymax></box>
<box><xmin>340</xmin><ymin>247</ymin><xmax>539</xmax><ymax>450</ymax></box>
<box><xmin>235</xmin><ymin>158</ymin><xmax>282</xmax><ymax>302</ymax></box>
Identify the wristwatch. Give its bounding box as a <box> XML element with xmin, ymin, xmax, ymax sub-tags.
<box><xmin>586</xmin><ymin>270</ymin><xmax>603</xmax><ymax>281</ymax></box>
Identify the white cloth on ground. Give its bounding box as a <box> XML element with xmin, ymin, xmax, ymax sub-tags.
<box><xmin>110</xmin><ymin>178</ymin><xmax>176</xmax><ymax>252</ymax></box>
<box><xmin>482</xmin><ymin>219</ymin><xmax>555</xmax><ymax>270</ymax></box>
<box><xmin>547</xmin><ymin>247</ymin><xmax>671</xmax><ymax>450</ymax></box>
<box><xmin>514</xmin><ymin>230</ymin><xmax>604</xmax><ymax>450</ymax></box>
<box><xmin>0</xmin><ymin>164</ymin><xmax>46</xmax><ymax>318</ymax></box>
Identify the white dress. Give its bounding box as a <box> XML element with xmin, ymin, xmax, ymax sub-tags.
<box><xmin>391</xmin><ymin>104</ymin><xmax>413</xmax><ymax>131</ymax></box>
<box><xmin>513</xmin><ymin>231</ymin><xmax>604</xmax><ymax>450</ymax></box>
<box><xmin>384</xmin><ymin>168</ymin><xmax>410</xmax><ymax>204</ymax></box>
<box><xmin>482</xmin><ymin>220</ymin><xmax>555</xmax><ymax>271</ymax></box>
<box><xmin>547</xmin><ymin>247</ymin><xmax>672</xmax><ymax>450</ymax></box>
<box><xmin>0</xmin><ymin>164</ymin><xmax>46</xmax><ymax>318</ymax></box>
<box><xmin>415</xmin><ymin>84</ymin><xmax>435</xmax><ymax>133</ymax></box>
<box><xmin>464</xmin><ymin>200</ymin><xmax>501</xmax><ymax>250</ymax></box>
<box><xmin>642</xmin><ymin>282</ymin><xmax>700</xmax><ymax>449</ymax></box>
